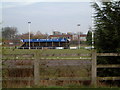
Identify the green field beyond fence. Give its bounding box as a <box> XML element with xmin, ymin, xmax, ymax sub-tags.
<box><xmin>2</xmin><ymin>48</ymin><xmax>91</xmax><ymax>59</ymax></box>
<box><xmin>2</xmin><ymin>48</ymin><xmax>91</xmax><ymax>54</ymax></box>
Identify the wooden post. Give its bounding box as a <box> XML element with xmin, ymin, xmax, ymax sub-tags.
<box><xmin>33</xmin><ymin>42</ymin><xmax>34</xmax><ymax>47</ymax></box>
<box><xmin>0</xmin><ymin>51</ymin><xmax>2</xmax><ymax>89</ymax></box>
<box><xmin>46</xmin><ymin>42</ymin><xmax>47</xmax><ymax>47</ymax></box>
<box><xmin>52</xmin><ymin>42</ymin><xmax>53</xmax><ymax>47</ymax></box>
<box><xmin>91</xmin><ymin>50</ymin><xmax>97</xmax><ymax>87</ymax></box>
<box><xmin>34</xmin><ymin>51</ymin><xmax>40</xmax><ymax>86</ymax></box>
<box><xmin>66</xmin><ymin>41</ymin><xmax>67</xmax><ymax>47</ymax></box>
<box><xmin>27</xmin><ymin>42</ymin><xmax>28</xmax><ymax>47</ymax></box>
<box><xmin>39</xmin><ymin>42</ymin><xmax>40</xmax><ymax>47</ymax></box>
<box><xmin>59</xmin><ymin>42</ymin><xmax>60</xmax><ymax>47</ymax></box>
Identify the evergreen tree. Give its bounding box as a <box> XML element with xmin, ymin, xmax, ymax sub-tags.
<box><xmin>92</xmin><ymin>1</ymin><xmax>120</xmax><ymax>85</ymax></box>
<box><xmin>86</xmin><ymin>30</ymin><xmax>92</xmax><ymax>46</ymax></box>
<box><xmin>92</xmin><ymin>1</ymin><xmax>120</xmax><ymax>53</ymax></box>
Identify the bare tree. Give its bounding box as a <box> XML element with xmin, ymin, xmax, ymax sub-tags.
<box><xmin>2</xmin><ymin>27</ymin><xmax>18</xmax><ymax>40</ymax></box>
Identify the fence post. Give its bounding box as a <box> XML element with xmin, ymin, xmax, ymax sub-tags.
<box><xmin>0</xmin><ymin>50</ymin><xmax>2</xmax><ymax>89</ymax></box>
<box><xmin>91</xmin><ymin>50</ymin><xmax>97</xmax><ymax>87</ymax></box>
<box><xmin>34</xmin><ymin>51</ymin><xmax>40</xmax><ymax>86</ymax></box>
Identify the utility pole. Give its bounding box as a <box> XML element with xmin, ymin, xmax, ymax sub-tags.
<box><xmin>77</xmin><ymin>24</ymin><xmax>80</xmax><ymax>49</ymax></box>
<box><xmin>92</xmin><ymin>29</ymin><xmax>94</xmax><ymax>49</ymax></box>
<box><xmin>28</xmin><ymin>22</ymin><xmax>31</xmax><ymax>49</ymax></box>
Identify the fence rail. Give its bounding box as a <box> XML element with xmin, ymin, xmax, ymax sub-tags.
<box><xmin>2</xmin><ymin>77</ymin><xmax>33</xmax><ymax>81</ymax></box>
<box><xmin>98</xmin><ymin>77</ymin><xmax>120</xmax><ymax>80</ymax></box>
<box><xmin>42</xmin><ymin>53</ymin><xmax>91</xmax><ymax>57</ymax></box>
<box><xmin>97</xmin><ymin>53</ymin><xmax>120</xmax><ymax>56</ymax></box>
<box><xmin>2</xmin><ymin>77</ymin><xmax>91</xmax><ymax>81</ymax></box>
<box><xmin>1</xmin><ymin>65</ymin><xmax>33</xmax><ymax>69</ymax></box>
<box><xmin>97</xmin><ymin>65</ymin><xmax>120</xmax><ymax>68</ymax></box>
<box><xmin>2</xmin><ymin>58</ymin><xmax>34</xmax><ymax>60</ymax></box>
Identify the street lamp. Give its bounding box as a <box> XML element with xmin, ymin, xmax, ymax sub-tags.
<box><xmin>28</xmin><ymin>22</ymin><xmax>31</xmax><ymax>49</ymax></box>
<box><xmin>77</xmin><ymin>24</ymin><xmax>80</xmax><ymax>49</ymax></box>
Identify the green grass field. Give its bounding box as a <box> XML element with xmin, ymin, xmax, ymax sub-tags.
<box><xmin>2</xmin><ymin>48</ymin><xmax>91</xmax><ymax>54</ymax></box>
<box><xmin>2</xmin><ymin>48</ymin><xmax>92</xmax><ymax>59</ymax></box>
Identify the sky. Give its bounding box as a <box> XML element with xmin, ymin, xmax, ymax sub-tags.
<box><xmin>2</xmin><ymin>2</ymin><xmax>93</xmax><ymax>34</ymax></box>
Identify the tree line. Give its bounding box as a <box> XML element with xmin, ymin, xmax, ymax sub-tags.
<box><xmin>2</xmin><ymin>27</ymin><xmax>48</xmax><ymax>40</ymax></box>
<box><xmin>1</xmin><ymin>27</ymin><xmax>49</xmax><ymax>46</ymax></box>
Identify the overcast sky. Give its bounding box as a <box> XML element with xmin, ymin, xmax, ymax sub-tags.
<box><xmin>2</xmin><ymin>2</ymin><xmax>93</xmax><ymax>34</ymax></box>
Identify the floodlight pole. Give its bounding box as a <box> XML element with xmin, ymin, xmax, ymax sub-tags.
<box><xmin>28</xmin><ymin>22</ymin><xmax>31</xmax><ymax>49</ymax></box>
<box><xmin>77</xmin><ymin>24</ymin><xmax>80</xmax><ymax>49</ymax></box>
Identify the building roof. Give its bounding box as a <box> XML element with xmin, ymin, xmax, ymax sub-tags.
<box><xmin>21</xmin><ymin>38</ymin><xmax>68</xmax><ymax>42</ymax></box>
<box><xmin>49</xmin><ymin>35</ymin><xmax>72</xmax><ymax>37</ymax></box>
<box><xmin>49</xmin><ymin>34</ymin><xmax>87</xmax><ymax>37</ymax></box>
<box><xmin>78</xmin><ymin>34</ymin><xmax>87</xmax><ymax>37</ymax></box>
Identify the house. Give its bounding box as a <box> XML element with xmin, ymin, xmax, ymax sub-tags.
<box><xmin>2</xmin><ymin>40</ymin><xmax>20</xmax><ymax>46</ymax></box>
<box><xmin>78</xmin><ymin>34</ymin><xmax>87</xmax><ymax>41</ymax></box>
<box><xmin>49</xmin><ymin>34</ymin><xmax>87</xmax><ymax>41</ymax></box>
<box><xmin>49</xmin><ymin>35</ymin><xmax>73</xmax><ymax>41</ymax></box>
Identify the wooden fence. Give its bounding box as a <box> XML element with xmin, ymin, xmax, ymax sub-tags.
<box><xmin>91</xmin><ymin>50</ymin><xmax>120</xmax><ymax>87</ymax></box>
<box><xmin>1</xmin><ymin>50</ymin><xmax>120</xmax><ymax>87</ymax></box>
